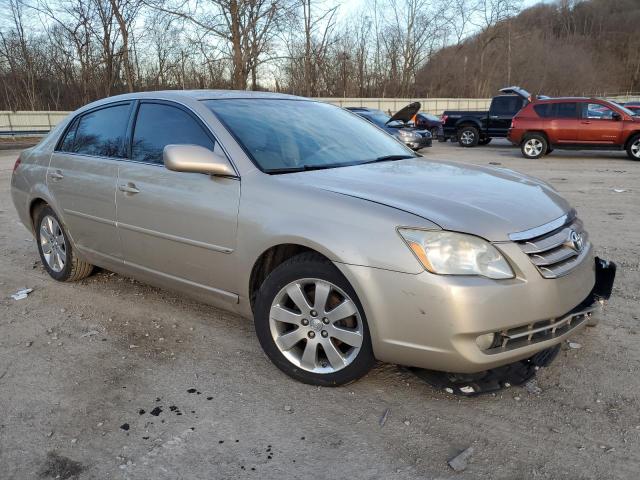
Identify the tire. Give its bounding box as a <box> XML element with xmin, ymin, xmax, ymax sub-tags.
<box><xmin>458</xmin><ymin>126</ymin><xmax>480</xmax><ymax>147</ymax></box>
<box><xmin>35</xmin><ymin>205</ymin><xmax>94</xmax><ymax>282</ymax></box>
<box><xmin>626</xmin><ymin>134</ymin><xmax>640</xmax><ymax>160</ymax></box>
<box><xmin>430</xmin><ymin>127</ymin><xmax>440</xmax><ymax>141</ymax></box>
<box><xmin>520</xmin><ymin>133</ymin><xmax>547</xmax><ymax>159</ymax></box>
<box><xmin>545</xmin><ymin>146</ymin><xmax>553</xmax><ymax>155</ymax></box>
<box><xmin>478</xmin><ymin>137</ymin><xmax>492</xmax><ymax>146</ymax></box>
<box><xmin>254</xmin><ymin>252</ymin><xmax>375</xmax><ymax>386</ymax></box>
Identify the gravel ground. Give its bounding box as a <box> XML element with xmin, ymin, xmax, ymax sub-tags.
<box><xmin>1</xmin><ymin>139</ymin><xmax>639</xmax><ymax>479</ymax></box>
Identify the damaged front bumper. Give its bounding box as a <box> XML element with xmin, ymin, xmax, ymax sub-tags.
<box><xmin>485</xmin><ymin>257</ymin><xmax>616</xmax><ymax>353</ymax></box>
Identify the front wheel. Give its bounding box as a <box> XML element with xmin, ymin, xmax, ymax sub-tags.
<box><xmin>254</xmin><ymin>253</ymin><xmax>375</xmax><ymax>386</ymax></box>
<box><xmin>520</xmin><ymin>134</ymin><xmax>547</xmax><ymax>159</ymax></box>
<box><xmin>626</xmin><ymin>134</ymin><xmax>640</xmax><ymax>160</ymax></box>
<box><xmin>458</xmin><ymin>126</ymin><xmax>479</xmax><ymax>147</ymax></box>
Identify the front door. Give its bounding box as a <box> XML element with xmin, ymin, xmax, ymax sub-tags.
<box><xmin>47</xmin><ymin>102</ymin><xmax>132</xmax><ymax>261</ymax></box>
<box><xmin>115</xmin><ymin>101</ymin><xmax>240</xmax><ymax>299</ymax></box>
<box><xmin>578</xmin><ymin>102</ymin><xmax>624</xmax><ymax>144</ymax></box>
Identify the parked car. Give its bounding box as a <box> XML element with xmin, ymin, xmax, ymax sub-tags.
<box><xmin>413</xmin><ymin>112</ymin><xmax>444</xmax><ymax>139</ymax></box>
<box><xmin>441</xmin><ymin>87</ymin><xmax>536</xmax><ymax>147</ymax></box>
<box><xmin>624</xmin><ymin>102</ymin><xmax>640</xmax><ymax>115</ymax></box>
<box><xmin>11</xmin><ymin>90</ymin><xmax>615</xmax><ymax>387</ymax></box>
<box><xmin>508</xmin><ymin>97</ymin><xmax>640</xmax><ymax>160</ymax></box>
<box><xmin>347</xmin><ymin>103</ymin><xmax>432</xmax><ymax>150</ymax></box>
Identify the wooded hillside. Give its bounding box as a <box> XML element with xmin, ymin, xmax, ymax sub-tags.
<box><xmin>416</xmin><ymin>0</ymin><xmax>640</xmax><ymax>98</ymax></box>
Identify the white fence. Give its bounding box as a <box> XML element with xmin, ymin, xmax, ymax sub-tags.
<box><xmin>3</xmin><ymin>93</ymin><xmax>639</xmax><ymax>135</ymax></box>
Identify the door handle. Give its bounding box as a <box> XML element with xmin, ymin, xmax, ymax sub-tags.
<box><xmin>48</xmin><ymin>169</ymin><xmax>64</xmax><ymax>180</ymax></box>
<box><xmin>489</xmin><ymin>115</ymin><xmax>500</xmax><ymax>119</ymax></box>
<box><xmin>118</xmin><ymin>183</ymin><xmax>140</xmax><ymax>194</ymax></box>
<box><xmin>581</xmin><ymin>121</ymin><xmax>591</xmax><ymax>124</ymax></box>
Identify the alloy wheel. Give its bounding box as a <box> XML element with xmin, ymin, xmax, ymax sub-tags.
<box><xmin>523</xmin><ymin>138</ymin><xmax>543</xmax><ymax>157</ymax></box>
<box><xmin>460</xmin><ymin>131</ymin><xmax>475</xmax><ymax>145</ymax></box>
<box><xmin>269</xmin><ymin>278</ymin><xmax>363</xmax><ymax>374</ymax></box>
<box><xmin>40</xmin><ymin>215</ymin><xmax>66</xmax><ymax>272</ymax></box>
<box><xmin>631</xmin><ymin>139</ymin><xmax>640</xmax><ymax>158</ymax></box>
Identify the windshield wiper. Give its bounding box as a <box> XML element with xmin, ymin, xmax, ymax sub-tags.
<box><xmin>266</xmin><ymin>163</ymin><xmax>351</xmax><ymax>174</ymax></box>
<box><xmin>266</xmin><ymin>155</ymin><xmax>415</xmax><ymax>174</ymax></box>
<box><xmin>360</xmin><ymin>154</ymin><xmax>416</xmax><ymax>165</ymax></box>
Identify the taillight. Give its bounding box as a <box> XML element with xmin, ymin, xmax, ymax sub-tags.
<box><xmin>440</xmin><ymin>114</ymin><xmax>448</xmax><ymax>124</ymax></box>
<box><xmin>13</xmin><ymin>157</ymin><xmax>21</xmax><ymax>173</ymax></box>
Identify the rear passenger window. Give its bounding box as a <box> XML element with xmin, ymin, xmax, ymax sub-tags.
<box><xmin>492</xmin><ymin>96</ymin><xmax>523</xmax><ymax>115</ymax></box>
<box><xmin>131</xmin><ymin>103</ymin><xmax>215</xmax><ymax>165</ymax></box>
<box><xmin>72</xmin><ymin>103</ymin><xmax>131</xmax><ymax>157</ymax></box>
<box><xmin>59</xmin><ymin>118</ymin><xmax>79</xmax><ymax>152</ymax></box>
<box><xmin>534</xmin><ymin>102</ymin><xmax>578</xmax><ymax>119</ymax></box>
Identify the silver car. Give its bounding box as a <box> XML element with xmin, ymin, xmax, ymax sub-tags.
<box><xmin>11</xmin><ymin>91</ymin><xmax>615</xmax><ymax>387</ymax></box>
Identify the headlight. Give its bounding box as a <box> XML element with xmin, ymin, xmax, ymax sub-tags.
<box><xmin>398</xmin><ymin>229</ymin><xmax>514</xmax><ymax>279</ymax></box>
<box><xmin>398</xmin><ymin>130</ymin><xmax>418</xmax><ymax>139</ymax></box>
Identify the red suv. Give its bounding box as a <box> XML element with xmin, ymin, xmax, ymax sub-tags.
<box><xmin>508</xmin><ymin>98</ymin><xmax>640</xmax><ymax>160</ymax></box>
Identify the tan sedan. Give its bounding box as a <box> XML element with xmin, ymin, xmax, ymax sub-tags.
<box><xmin>11</xmin><ymin>90</ymin><xmax>615</xmax><ymax>388</ymax></box>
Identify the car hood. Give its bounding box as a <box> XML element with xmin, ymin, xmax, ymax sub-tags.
<box><xmin>278</xmin><ymin>159</ymin><xmax>570</xmax><ymax>241</ymax></box>
<box><xmin>387</xmin><ymin>102</ymin><xmax>421</xmax><ymax>124</ymax></box>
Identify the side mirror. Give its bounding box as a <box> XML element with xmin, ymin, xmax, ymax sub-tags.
<box><xmin>163</xmin><ymin>144</ymin><xmax>235</xmax><ymax>176</ymax></box>
<box><xmin>612</xmin><ymin>112</ymin><xmax>622</xmax><ymax>121</ymax></box>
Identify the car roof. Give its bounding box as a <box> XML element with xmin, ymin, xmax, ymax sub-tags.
<box><xmin>534</xmin><ymin>97</ymin><xmax>607</xmax><ymax>103</ymax></box>
<box><xmin>73</xmin><ymin>89</ymin><xmax>310</xmax><ymax>114</ymax></box>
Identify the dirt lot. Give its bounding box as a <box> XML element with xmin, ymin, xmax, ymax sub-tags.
<box><xmin>1</xmin><ymin>140</ymin><xmax>639</xmax><ymax>479</ymax></box>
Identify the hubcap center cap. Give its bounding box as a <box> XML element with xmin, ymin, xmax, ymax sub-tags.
<box><xmin>309</xmin><ymin>318</ymin><xmax>323</xmax><ymax>332</ymax></box>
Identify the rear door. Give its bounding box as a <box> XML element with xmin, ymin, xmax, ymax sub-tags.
<box><xmin>47</xmin><ymin>102</ymin><xmax>132</xmax><ymax>261</ymax></box>
<box><xmin>537</xmin><ymin>102</ymin><xmax>580</xmax><ymax>144</ymax></box>
<box><xmin>578</xmin><ymin>102</ymin><xmax>624</xmax><ymax>144</ymax></box>
<box><xmin>115</xmin><ymin>101</ymin><xmax>240</xmax><ymax>299</ymax></box>
<box><xmin>487</xmin><ymin>96</ymin><xmax>525</xmax><ymax>137</ymax></box>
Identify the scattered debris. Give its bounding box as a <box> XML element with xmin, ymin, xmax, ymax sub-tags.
<box><xmin>81</xmin><ymin>330</ymin><xmax>99</xmax><ymax>338</ymax></box>
<box><xmin>284</xmin><ymin>405</ymin><xmax>292</xmax><ymax>412</ymax></box>
<box><xmin>612</xmin><ymin>188</ymin><xmax>627</xmax><ymax>193</ymax></box>
<box><xmin>70</xmin><ymin>438</ymin><xmax>77</xmax><ymax>444</ymax></box>
<box><xmin>120</xmin><ymin>423</ymin><xmax>130</xmax><ymax>431</ymax></box>
<box><xmin>11</xmin><ymin>288</ymin><xmax>33</xmax><ymax>300</ymax></box>
<box><xmin>129</xmin><ymin>344</ymin><xmax>138</xmax><ymax>349</ymax></box>
<box><xmin>25</xmin><ymin>341</ymin><xmax>33</xmax><ymax>347</ymax></box>
<box><xmin>403</xmin><ymin>420</ymin><xmax>410</xmax><ymax>426</ymax></box>
<box><xmin>150</xmin><ymin>407</ymin><xmax>162</xmax><ymax>416</ymax></box>
<box><xmin>448</xmin><ymin>447</ymin><xmax>474</xmax><ymax>472</ymax></box>
<box><xmin>524</xmin><ymin>380</ymin><xmax>542</xmax><ymax>395</ymax></box>
<box><xmin>459</xmin><ymin>385</ymin><xmax>475</xmax><ymax>394</ymax></box>
<box><xmin>444</xmin><ymin>387</ymin><xmax>454</xmax><ymax>394</ymax></box>
<box><xmin>379</xmin><ymin>408</ymin><xmax>390</xmax><ymax>427</ymax></box>
<box><xmin>489</xmin><ymin>161</ymin><xmax>502</xmax><ymax>165</ymax></box>
<box><xmin>138</xmin><ymin>409</ymin><xmax>145</xmax><ymax>415</ymax></box>
<box><xmin>187</xmin><ymin>388</ymin><xmax>197</xmax><ymax>393</ymax></box>
<box><xmin>568</xmin><ymin>341</ymin><xmax>582</xmax><ymax>349</ymax></box>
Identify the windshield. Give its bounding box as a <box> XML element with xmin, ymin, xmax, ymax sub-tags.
<box><xmin>204</xmin><ymin>99</ymin><xmax>415</xmax><ymax>172</ymax></box>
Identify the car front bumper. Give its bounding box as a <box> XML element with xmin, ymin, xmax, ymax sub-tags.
<box><xmin>403</xmin><ymin>136</ymin><xmax>432</xmax><ymax>150</ymax></box>
<box><xmin>336</xmin><ymin>244</ymin><xmax>615</xmax><ymax>373</ymax></box>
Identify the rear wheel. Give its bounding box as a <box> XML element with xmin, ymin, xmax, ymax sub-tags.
<box><xmin>458</xmin><ymin>126</ymin><xmax>479</xmax><ymax>147</ymax></box>
<box><xmin>626</xmin><ymin>134</ymin><xmax>640</xmax><ymax>160</ymax></box>
<box><xmin>521</xmin><ymin>134</ymin><xmax>547</xmax><ymax>159</ymax></box>
<box><xmin>254</xmin><ymin>253</ymin><xmax>375</xmax><ymax>386</ymax></box>
<box><xmin>35</xmin><ymin>206</ymin><xmax>94</xmax><ymax>282</ymax></box>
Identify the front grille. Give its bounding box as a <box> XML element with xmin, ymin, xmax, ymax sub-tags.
<box><xmin>512</xmin><ymin>214</ymin><xmax>589</xmax><ymax>278</ymax></box>
<box><xmin>485</xmin><ymin>296</ymin><xmax>600</xmax><ymax>354</ymax></box>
